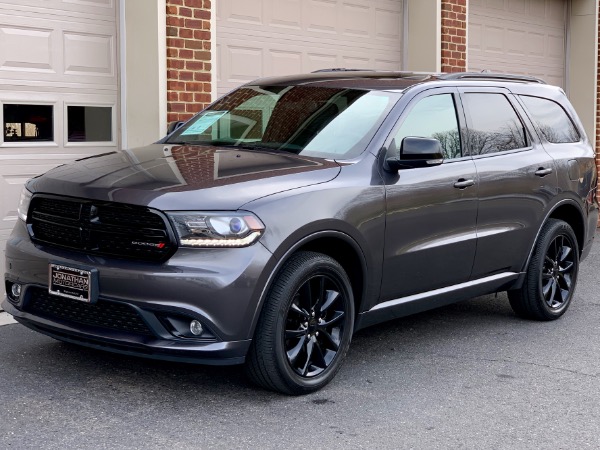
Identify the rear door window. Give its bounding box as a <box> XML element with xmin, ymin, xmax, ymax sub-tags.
<box><xmin>519</xmin><ymin>95</ymin><xmax>580</xmax><ymax>143</ymax></box>
<box><xmin>462</xmin><ymin>93</ymin><xmax>527</xmax><ymax>155</ymax></box>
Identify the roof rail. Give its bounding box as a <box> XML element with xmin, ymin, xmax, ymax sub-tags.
<box><xmin>311</xmin><ymin>68</ymin><xmax>372</xmax><ymax>73</ymax></box>
<box><xmin>439</xmin><ymin>72</ymin><xmax>546</xmax><ymax>84</ymax></box>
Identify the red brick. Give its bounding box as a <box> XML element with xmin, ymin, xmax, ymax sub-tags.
<box><xmin>166</xmin><ymin>38</ymin><xmax>184</xmax><ymax>48</ymax></box>
<box><xmin>179</xmin><ymin>28</ymin><xmax>193</xmax><ymax>38</ymax></box>
<box><xmin>168</xmin><ymin>102</ymin><xmax>186</xmax><ymax>113</ymax></box>
<box><xmin>193</xmin><ymin>30</ymin><xmax>211</xmax><ymax>41</ymax></box>
<box><xmin>195</xmin><ymin>93</ymin><xmax>212</xmax><ymax>103</ymax></box>
<box><xmin>186</xmin><ymin>103</ymin><xmax>203</xmax><ymax>113</ymax></box>
<box><xmin>194</xmin><ymin>9</ymin><xmax>211</xmax><ymax>20</ymax></box>
<box><xmin>179</xmin><ymin>49</ymin><xmax>194</xmax><ymax>59</ymax></box>
<box><xmin>186</xmin><ymin>82</ymin><xmax>204</xmax><ymax>91</ymax></box>
<box><xmin>179</xmin><ymin>70</ymin><xmax>194</xmax><ymax>81</ymax></box>
<box><xmin>167</xmin><ymin>59</ymin><xmax>185</xmax><ymax>69</ymax></box>
<box><xmin>194</xmin><ymin>72</ymin><xmax>211</xmax><ymax>82</ymax></box>
<box><xmin>167</xmin><ymin>16</ymin><xmax>184</xmax><ymax>27</ymax></box>
<box><xmin>191</xmin><ymin>51</ymin><xmax>211</xmax><ymax>63</ymax></box>
<box><xmin>167</xmin><ymin>80</ymin><xmax>186</xmax><ymax>91</ymax></box>
<box><xmin>179</xmin><ymin>7</ymin><xmax>192</xmax><ymax>17</ymax></box>
<box><xmin>185</xmin><ymin>60</ymin><xmax>204</xmax><ymax>71</ymax></box>
<box><xmin>184</xmin><ymin>39</ymin><xmax>205</xmax><ymax>50</ymax></box>
<box><xmin>184</xmin><ymin>19</ymin><xmax>203</xmax><ymax>29</ymax></box>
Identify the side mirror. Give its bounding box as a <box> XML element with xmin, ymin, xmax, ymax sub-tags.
<box><xmin>385</xmin><ymin>137</ymin><xmax>444</xmax><ymax>171</ymax></box>
<box><xmin>166</xmin><ymin>121</ymin><xmax>185</xmax><ymax>135</ymax></box>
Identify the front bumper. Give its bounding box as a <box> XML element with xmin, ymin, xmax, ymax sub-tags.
<box><xmin>4</xmin><ymin>221</ymin><xmax>275</xmax><ymax>365</ymax></box>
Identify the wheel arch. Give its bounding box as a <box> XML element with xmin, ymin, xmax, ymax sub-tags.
<box><xmin>249</xmin><ymin>230</ymin><xmax>369</xmax><ymax>339</ymax></box>
<box><xmin>521</xmin><ymin>199</ymin><xmax>586</xmax><ymax>275</ymax></box>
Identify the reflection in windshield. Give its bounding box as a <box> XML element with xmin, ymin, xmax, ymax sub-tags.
<box><xmin>166</xmin><ymin>85</ymin><xmax>398</xmax><ymax>160</ymax></box>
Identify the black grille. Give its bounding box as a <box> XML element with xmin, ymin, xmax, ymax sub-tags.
<box><xmin>28</xmin><ymin>195</ymin><xmax>175</xmax><ymax>262</ymax></box>
<box><xmin>27</xmin><ymin>289</ymin><xmax>154</xmax><ymax>337</ymax></box>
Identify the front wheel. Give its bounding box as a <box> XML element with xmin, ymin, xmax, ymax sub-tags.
<box><xmin>508</xmin><ymin>219</ymin><xmax>579</xmax><ymax>321</ymax></box>
<box><xmin>245</xmin><ymin>251</ymin><xmax>355</xmax><ymax>395</ymax></box>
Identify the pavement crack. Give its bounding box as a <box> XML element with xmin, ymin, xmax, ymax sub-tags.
<box><xmin>432</xmin><ymin>353</ymin><xmax>599</xmax><ymax>379</ymax></box>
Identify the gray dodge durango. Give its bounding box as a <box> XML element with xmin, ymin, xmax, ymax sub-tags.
<box><xmin>3</xmin><ymin>71</ymin><xmax>598</xmax><ymax>394</ymax></box>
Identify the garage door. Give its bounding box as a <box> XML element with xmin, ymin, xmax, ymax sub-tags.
<box><xmin>0</xmin><ymin>0</ymin><xmax>118</xmax><ymax>298</ymax></box>
<box><xmin>469</xmin><ymin>0</ymin><xmax>567</xmax><ymax>87</ymax></box>
<box><xmin>216</xmin><ymin>0</ymin><xmax>404</xmax><ymax>97</ymax></box>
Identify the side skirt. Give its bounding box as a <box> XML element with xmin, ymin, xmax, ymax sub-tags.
<box><xmin>355</xmin><ymin>272</ymin><xmax>522</xmax><ymax>331</ymax></box>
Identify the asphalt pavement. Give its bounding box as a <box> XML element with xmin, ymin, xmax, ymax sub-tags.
<box><xmin>2</xmin><ymin>234</ymin><xmax>600</xmax><ymax>449</ymax></box>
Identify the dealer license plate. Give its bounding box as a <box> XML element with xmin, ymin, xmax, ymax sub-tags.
<box><xmin>49</xmin><ymin>264</ymin><xmax>92</xmax><ymax>302</ymax></box>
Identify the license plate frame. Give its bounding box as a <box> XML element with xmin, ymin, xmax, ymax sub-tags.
<box><xmin>49</xmin><ymin>263</ymin><xmax>98</xmax><ymax>303</ymax></box>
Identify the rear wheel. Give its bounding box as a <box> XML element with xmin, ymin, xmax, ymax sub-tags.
<box><xmin>508</xmin><ymin>219</ymin><xmax>579</xmax><ymax>321</ymax></box>
<box><xmin>245</xmin><ymin>251</ymin><xmax>354</xmax><ymax>395</ymax></box>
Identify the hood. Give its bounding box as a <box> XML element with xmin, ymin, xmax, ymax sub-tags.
<box><xmin>27</xmin><ymin>144</ymin><xmax>341</xmax><ymax>210</ymax></box>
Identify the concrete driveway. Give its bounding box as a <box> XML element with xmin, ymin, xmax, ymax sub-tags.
<box><xmin>1</xmin><ymin>233</ymin><xmax>600</xmax><ymax>449</ymax></box>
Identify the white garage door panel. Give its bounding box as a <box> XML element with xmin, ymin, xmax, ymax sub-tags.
<box><xmin>217</xmin><ymin>0</ymin><xmax>404</xmax><ymax>96</ymax></box>
<box><xmin>0</xmin><ymin>0</ymin><xmax>116</xmax><ymax>20</ymax></box>
<box><xmin>469</xmin><ymin>0</ymin><xmax>566</xmax><ymax>87</ymax></box>
<box><xmin>0</xmin><ymin>1</ymin><xmax>118</xmax><ymax>301</ymax></box>
<box><xmin>0</xmin><ymin>12</ymin><xmax>117</xmax><ymax>89</ymax></box>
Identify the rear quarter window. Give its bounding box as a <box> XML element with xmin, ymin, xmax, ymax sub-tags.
<box><xmin>519</xmin><ymin>95</ymin><xmax>580</xmax><ymax>144</ymax></box>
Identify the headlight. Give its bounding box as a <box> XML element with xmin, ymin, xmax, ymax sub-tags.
<box><xmin>167</xmin><ymin>211</ymin><xmax>265</xmax><ymax>248</ymax></box>
<box><xmin>17</xmin><ymin>188</ymin><xmax>32</xmax><ymax>222</ymax></box>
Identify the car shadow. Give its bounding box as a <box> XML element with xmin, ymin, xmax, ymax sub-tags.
<box><xmin>8</xmin><ymin>291</ymin><xmax>530</xmax><ymax>403</ymax></box>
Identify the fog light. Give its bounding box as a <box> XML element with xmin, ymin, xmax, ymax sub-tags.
<box><xmin>190</xmin><ymin>320</ymin><xmax>204</xmax><ymax>336</ymax></box>
<box><xmin>11</xmin><ymin>283</ymin><xmax>22</xmax><ymax>299</ymax></box>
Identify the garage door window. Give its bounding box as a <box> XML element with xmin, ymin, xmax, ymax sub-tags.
<box><xmin>67</xmin><ymin>106</ymin><xmax>112</xmax><ymax>142</ymax></box>
<box><xmin>3</xmin><ymin>104</ymin><xmax>53</xmax><ymax>142</ymax></box>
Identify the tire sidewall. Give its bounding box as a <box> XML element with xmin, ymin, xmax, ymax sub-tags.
<box><xmin>271</xmin><ymin>255</ymin><xmax>355</xmax><ymax>392</ymax></box>
<box><xmin>532</xmin><ymin>221</ymin><xmax>579</xmax><ymax>318</ymax></box>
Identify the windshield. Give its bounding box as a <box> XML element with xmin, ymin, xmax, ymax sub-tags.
<box><xmin>166</xmin><ymin>85</ymin><xmax>399</xmax><ymax>159</ymax></box>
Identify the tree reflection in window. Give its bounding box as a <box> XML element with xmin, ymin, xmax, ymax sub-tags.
<box><xmin>520</xmin><ymin>95</ymin><xmax>579</xmax><ymax>144</ymax></box>
<box><xmin>463</xmin><ymin>94</ymin><xmax>527</xmax><ymax>155</ymax></box>
<box><xmin>393</xmin><ymin>94</ymin><xmax>462</xmax><ymax>159</ymax></box>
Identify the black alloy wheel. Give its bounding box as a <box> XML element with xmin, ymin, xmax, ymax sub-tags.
<box><xmin>284</xmin><ymin>274</ymin><xmax>347</xmax><ymax>377</ymax></box>
<box><xmin>541</xmin><ymin>233</ymin><xmax>576</xmax><ymax>310</ymax></box>
<box><xmin>508</xmin><ymin>219</ymin><xmax>579</xmax><ymax>320</ymax></box>
<box><xmin>246</xmin><ymin>251</ymin><xmax>354</xmax><ymax>395</ymax></box>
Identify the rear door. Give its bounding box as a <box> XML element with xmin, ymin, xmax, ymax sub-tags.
<box><xmin>458</xmin><ymin>87</ymin><xmax>558</xmax><ymax>279</ymax></box>
<box><xmin>379</xmin><ymin>87</ymin><xmax>478</xmax><ymax>301</ymax></box>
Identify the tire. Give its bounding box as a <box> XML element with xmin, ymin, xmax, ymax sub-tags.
<box><xmin>245</xmin><ymin>251</ymin><xmax>355</xmax><ymax>395</ymax></box>
<box><xmin>508</xmin><ymin>219</ymin><xmax>579</xmax><ymax>321</ymax></box>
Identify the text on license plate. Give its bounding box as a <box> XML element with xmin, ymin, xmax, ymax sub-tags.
<box><xmin>49</xmin><ymin>264</ymin><xmax>92</xmax><ymax>302</ymax></box>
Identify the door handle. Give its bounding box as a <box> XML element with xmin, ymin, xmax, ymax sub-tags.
<box><xmin>454</xmin><ymin>179</ymin><xmax>475</xmax><ymax>189</ymax></box>
<box><xmin>535</xmin><ymin>167</ymin><xmax>553</xmax><ymax>177</ymax></box>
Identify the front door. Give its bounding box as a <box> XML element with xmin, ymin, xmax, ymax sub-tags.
<box><xmin>379</xmin><ymin>88</ymin><xmax>478</xmax><ymax>301</ymax></box>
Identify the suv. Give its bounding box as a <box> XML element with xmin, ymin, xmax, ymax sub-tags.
<box><xmin>3</xmin><ymin>71</ymin><xmax>598</xmax><ymax>395</ymax></box>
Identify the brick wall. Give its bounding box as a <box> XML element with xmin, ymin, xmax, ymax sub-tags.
<box><xmin>166</xmin><ymin>0</ymin><xmax>212</xmax><ymax>124</ymax></box>
<box><xmin>441</xmin><ymin>0</ymin><xmax>467</xmax><ymax>73</ymax></box>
